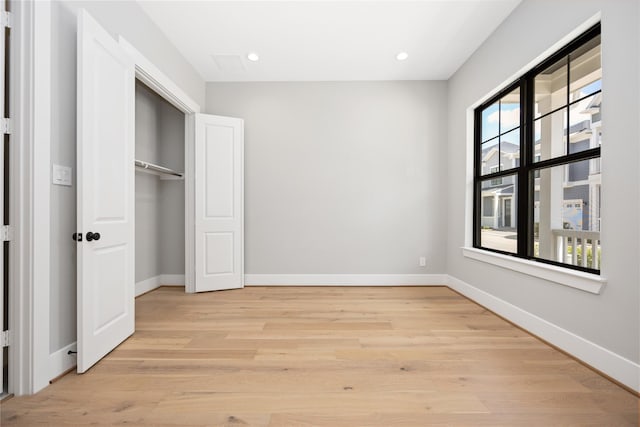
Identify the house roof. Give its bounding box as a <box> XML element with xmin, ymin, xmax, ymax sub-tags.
<box><xmin>482</xmin><ymin>141</ymin><xmax>519</xmax><ymax>156</ymax></box>
<box><xmin>482</xmin><ymin>141</ymin><xmax>519</xmax><ymax>162</ymax></box>
<box><xmin>481</xmin><ymin>183</ymin><xmax>514</xmax><ymax>195</ymax></box>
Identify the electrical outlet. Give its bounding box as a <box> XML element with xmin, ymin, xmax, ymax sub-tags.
<box><xmin>419</xmin><ymin>257</ymin><xmax>426</xmax><ymax>267</ymax></box>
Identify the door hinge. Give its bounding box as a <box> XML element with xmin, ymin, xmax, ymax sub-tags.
<box><xmin>1</xmin><ymin>11</ymin><xmax>12</xmax><ymax>29</ymax></box>
<box><xmin>0</xmin><ymin>225</ymin><xmax>10</xmax><ymax>242</ymax></box>
<box><xmin>1</xmin><ymin>330</ymin><xmax>9</xmax><ymax>348</ymax></box>
<box><xmin>0</xmin><ymin>118</ymin><xmax>11</xmax><ymax>135</ymax></box>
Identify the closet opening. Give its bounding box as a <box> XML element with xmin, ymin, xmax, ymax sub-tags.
<box><xmin>134</xmin><ymin>80</ymin><xmax>186</xmax><ymax>297</ymax></box>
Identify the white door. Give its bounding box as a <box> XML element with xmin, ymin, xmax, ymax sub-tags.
<box><xmin>76</xmin><ymin>10</ymin><xmax>135</xmax><ymax>373</ymax></box>
<box><xmin>193</xmin><ymin>114</ymin><xmax>244</xmax><ymax>292</ymax></box>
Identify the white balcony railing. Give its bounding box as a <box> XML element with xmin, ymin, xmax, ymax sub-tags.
<box><xmin>552</xmin><ymin>229</ymin><xmax>601</xmax><ymax>270</ymax></box>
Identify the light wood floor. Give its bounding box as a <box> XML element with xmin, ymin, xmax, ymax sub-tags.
<box><xmin>1</xmin><ymin>286</ymin><xmax>638</xmax><ymax>426</ymax></box>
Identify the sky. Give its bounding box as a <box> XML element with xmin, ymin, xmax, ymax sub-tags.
<box><xmin>481</xmin><ymin>79</ymin><xmax>601</xmax><ymax>146</ymax></box>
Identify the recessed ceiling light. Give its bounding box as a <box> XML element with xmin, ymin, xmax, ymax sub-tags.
<box><xmin>247</xmin><ymin>52</ymin><xmax>260</xmax><ymax>62</ymax></box>
<box><xmin>396</xmin><ymin>52</ymin><xmax>409</xmax><ymax>61</ymax></box>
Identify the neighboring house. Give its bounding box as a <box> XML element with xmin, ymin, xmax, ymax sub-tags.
<box><xmin>482</xmin><ymin>93</ymin><xmax>601</xmax><ymax>232</ymax></box>
<box><xmin>534</xmin><ymin>93</ymin><xmax>602</xmax><ymax>232</ymax></box>
<box><xmin>481</xmin><ymin>141</ymin><xmax>519</xmax><ymax>229</ymax></box>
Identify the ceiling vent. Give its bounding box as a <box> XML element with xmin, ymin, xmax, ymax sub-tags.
<box><xmin>211</xmin><ymin>54</ymin><xmax>247</xmax><ymax>72</ymax></box>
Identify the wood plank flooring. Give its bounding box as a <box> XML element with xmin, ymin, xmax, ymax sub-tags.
<box><xmin>1</xmin><ymin>286</ymin><xmax>638</xmax><ymax>426</ymax></box>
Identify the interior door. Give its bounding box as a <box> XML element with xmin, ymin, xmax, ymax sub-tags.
<box><xmin>76</xmin><ymin>9</ymin><xmax>135</xmax><ymax>373</ymax></box>
<box><xmin>194</xmin><ymin>114</ymin><xmax>244</xmax><ymax>292</ymax></box>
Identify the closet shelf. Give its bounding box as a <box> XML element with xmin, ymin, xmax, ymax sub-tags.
<box><xmin>135</xmin><ymin>159</ymin><xmax>184</xmax><ymax>180</ymax></box>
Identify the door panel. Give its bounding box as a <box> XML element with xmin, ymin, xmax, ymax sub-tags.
<box><xmin>77</xmin><ymin>9</ymin><xmax>135</xmax><ymax>373</ymax></box>
<box><xmin>205</xmin><ymin>126</ymin><xmax>234</xmax><ymax>218</ymax></box>
<box><xmin>92</xmin><ymin>245</ymin><xmax>128</xmax><ymax>332</ymax></box>
<box><xmin>194</xmin><ymin>114</ymin><xmax>244</xmax><ymax>292</ymax></box>
<box><xmin>205</xmin><ymin>232</ymin><xmax>234</xmax><ymax>274</ymax></box>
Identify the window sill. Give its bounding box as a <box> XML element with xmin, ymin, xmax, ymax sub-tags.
<box><xmin>461</xmin><ymin>247</ymin><xmax>606</xmax><ymax>294</ymax></box>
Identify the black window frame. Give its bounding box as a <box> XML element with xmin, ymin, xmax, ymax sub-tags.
<box><xmin>473</xmin><ymin>23</ymin><xmax>601</xmax><ymax>274</ymax></box>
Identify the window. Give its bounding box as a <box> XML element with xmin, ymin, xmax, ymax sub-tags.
<box><xmin>474</xmin><ymin>24</ymin><xmax>601</xmax><ymax>273</ymax></box>
<box><xmin>482</xmin><ymin>197</ymin><xmax>494</xmax><ymax>216</ymax></box>
<box><xmin>489</xmin><ymin>166</ymin><xmax>502</xmax><ymax>185</ymax></box>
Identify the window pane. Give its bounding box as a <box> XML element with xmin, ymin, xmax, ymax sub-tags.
<box><xmin>500</xmin><ymin>88</ymin><xmax>520</xmax><ymax>133</ymax></box>
<box><xmin>481</xmin><ymin>102</ymin><xmax>499</xmax><ymax>142</ymax></box>
<box><xmin>500</xmin><ymin>128</ymin><xmax>520</xmax><ymax>171</ymax></box>
<box><xmin>480</xmin><ymin>174</ymin><xmax>518</xmax><ymax>253</ymax></box>
<box><xmin>534</xmin><ymin>109</ymin><xmax>567</xmax><ymax>162</ymax></box>
<box><xmin>569</xmin><ymin>35</ymin><xmax>601</xmax><ymax>100</ymax></box>
<box><xmin>535</xmin><ymin>56</ymin><xmax>568</xmax><ymax>118</ymax></box>
<box><xmin>568</xmin><ymin>93</ymin><xmax>601</xmax><ymax>155</ymax></box>
<box><xmin>480</xmin><ymin>137</ymin><xmax>499</xmax><ymax>175</ymax></box>
<box><xmin>532</xmin><ymin>159</ymin><xmax>601</xmax><ymax>269</ymax></box>
<box><xmin>482</xmin><ymin>196</ymin><xmax>494</xmax><ymax>216</ymax></box>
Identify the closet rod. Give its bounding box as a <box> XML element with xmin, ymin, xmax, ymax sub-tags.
<box><xmin>134</xmin><ymin>159</ymin><xmax>183</xmax><ymax>177</ymax></box>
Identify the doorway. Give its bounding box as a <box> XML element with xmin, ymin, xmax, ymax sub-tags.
<box><xmin>503</xmin><ymin>198</ymin><xmax>512</xmax><ymax>228</ymax></box>
<box><xmin>134</xmin><ymin>80</ymin><xmax>186</xmax><ymax>297</ymax></box>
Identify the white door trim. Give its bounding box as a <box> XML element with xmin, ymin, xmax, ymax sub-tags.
<box><xmin>117</xmin><ymin>35</ymin><xmax>200</xmax><ymax>295</ymax></box>
<box><xmin>30</xmin><ymin>0</ymin><xmax>53</xmax><ymax>395</ymax></box>
<box><xmin>9</xmin><ymin>0</ymin><xmax>52</xmax><ymax>395</ymax></box>
<box><xmin>185</xmin><ymin>114</ymin><xmax>196</xmax><ymax>292</ymax></box>
<box><xmin>117</xmin><ymin>37</ymin><xmax>200</xmax><ymax>115</ymax></box>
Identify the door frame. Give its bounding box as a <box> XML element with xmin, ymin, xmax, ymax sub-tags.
<box><xmin>10</xmin><ymin>0</ymin><xmax>52</xmax><ymax>396</ymax></box>
<box><xmin>117</xmin><ymin>36</ymin><xmax>200</xmax><ymax>293</ymax></box>
<box><xmin>12</xmin><ymin>7</ymin><xmax>201</xmax><ymax>394</ymax></box>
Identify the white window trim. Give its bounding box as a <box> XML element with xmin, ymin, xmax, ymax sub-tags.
<box><xmin>462</xmin><ymin>247</ymin><xmax>606</xmax><ymax>294</ymax></box>
<box><xmin>464</xmin><ymin>13</ymin><xmax>604</xmax><ymax>297</ymax></box>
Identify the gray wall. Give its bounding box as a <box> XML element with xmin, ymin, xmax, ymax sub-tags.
<box><xmin>447</xmin><ymin>0</ymin><xmax>639</xmax><ymax>362</ymax></box>
<box><xmin>135</xmin><ymin>82</ymin><xmax>162</xmax><ymax>283</ymax></box>
<box><xmin>157</xmin><ymin>95</ymin><xmax>186</xmax><ymax>278</ymax></box>
<box><xmin>206</xmin><ymin>81</ymin><xmax>448</xmax><ymax>274</ymax></box>
<box><xmin>135</xmin><ymin>82</ymin><xmax>186</xmax><ymax>283</ymax></box>
<box><xmin>46</xmin><ymin>0</ymin><xmax>638</xmax><ymax>381</ymax></box>
<box><xmin>49</xmin><ymin>0</ymin><xmax>202</xmax><ymax>352</ymax></box>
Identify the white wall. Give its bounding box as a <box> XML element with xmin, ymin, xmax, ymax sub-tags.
<box><xmin>48</xmin><ymin>0</ymin><xmax>203</xmax><ymax>357</ymax></box>
<box><xmin>206</xmin><ymin>81</ymin><xmax>448</xmax><ymax>275</ymax></box>
<box><xmin>447</xmin><ymin>0</ymin><xmax>639</xmax><ymax>370</ymax></box>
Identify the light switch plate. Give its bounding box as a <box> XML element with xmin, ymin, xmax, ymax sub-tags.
<box><xmin>52</xmin><ymin>164</ymin><xmax>72</xmax><ymax>186</ymax></box>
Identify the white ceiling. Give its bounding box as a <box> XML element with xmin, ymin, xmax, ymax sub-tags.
<box><xmin>137</xmin><ymin>0</ymin><xmax>521</xmax><ymax>82</ymax></box>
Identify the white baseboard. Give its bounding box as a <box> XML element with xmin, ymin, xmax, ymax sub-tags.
<box><xmin>447</xmin><ymin>275</ymin><xmax>640</xmax><ymax>393</ymax></box>
<box><xmin>135</xmin><ymin>276</ymin><xmax>162</xmax><ymax>296</ymax></box>
<box><xmin>47</xmin><ymin>273</ymin><xmax>187</xmax><ymax>382</ymax></box>
<box><xmin>42</xmin><ymin>274</ymin><xmax>639</xmax><ymax>393</ymax></box>
<box><xmin>135</xmin><ymin>274</ymin><xmax>185</xmax><ymax>297</ymax></box>
<box><xmin>245</xmin><ymin>274</ymin><xmax>448</xmax><ymax>286</ymax></box>
<box><xmin>160</xmin><ymin>274</ymin><xmax>185</xmax><ymax>286</ymax></box>
<box><xmin>48</xmin><ymin>341</ymin><xmax>76</xmax><ymax>382</ymax></box>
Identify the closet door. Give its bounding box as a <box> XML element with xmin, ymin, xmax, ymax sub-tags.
<box><xmin>76</xmin><ymin>10</ymin><xmax>135</xmax><ymax>373</ymax></box>
<box><xmin>193</xmin><ymin>114</ymin><xmax>244</xmax><ymax>292</ymax></box>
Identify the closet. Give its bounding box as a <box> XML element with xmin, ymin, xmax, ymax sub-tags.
<box><xmin>75</xmin><ymin>9</ymin><xmax>244</xmax><ymax>374</ymax></box>
<box><xmin>134</xmin><ymin>82</ymin><xmax>185</xmax><ymax>296</ymax></box>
